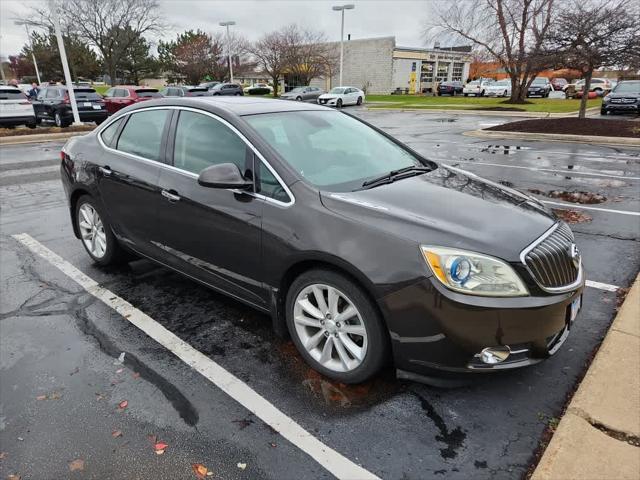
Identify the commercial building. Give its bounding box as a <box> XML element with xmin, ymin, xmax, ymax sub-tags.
<box><xmin>305</xmin><ymin>36</ymin><xmax>472</xmax><ymax>94</ymax></box>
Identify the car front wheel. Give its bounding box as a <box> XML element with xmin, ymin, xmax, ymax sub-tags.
<box><xmin>76</xmin><ymin>195</ymin><xmax>124</xmax><ymax>266</ymax></box>
<box><xmin>54</xmin><ymin>112</ymin><xmax>68</xmax><ymax>128</ymax></box>
<box><xmin>356</xmin><ymin>96</ymin><xmax>363</xmax><ymax>105</ymax></box>
<box><xmin>336</xmin><ymin>98</ymin><xmax>343</xmax><ymax>108</ymax></box>
<box><xmin>286</xmin><ymin>269</ymin><xmax>389</xmax><ymax>383</ymax></box>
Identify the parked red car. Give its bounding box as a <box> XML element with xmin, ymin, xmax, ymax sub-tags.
<box><xmin>102</xmin><ymin>86</ymin><xmax>162</xmax><ymax>115</ymax></box>
<box><xmin>551</xmin><ymin>78</ymin><xmax>568</xmax><ymax>91</ymax></box>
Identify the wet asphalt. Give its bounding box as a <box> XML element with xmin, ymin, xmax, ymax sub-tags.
<box><xmin>1</xmin><ymin>109</ymin><xmax>639</xmax><ymax>480</ymax></box>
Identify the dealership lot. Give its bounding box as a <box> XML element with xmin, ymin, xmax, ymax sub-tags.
<box><xmin>1</xmin><ymin>110</ymin><xmax>638</xmax><ymax>479</ymax></box>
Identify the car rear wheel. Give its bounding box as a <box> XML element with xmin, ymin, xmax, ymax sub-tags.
<box><xmin>296</xmin><ymin>96</ymin><xmax>302</xmax><ymax>101</ymax></box>
<box><xmin>356</xmin><ymin>96</ymin><xmax>363</xmax><ymax>105</ymax></box>
<box><xmin>75</xmin><ymin>195</ymin><xmax>124</xmax><ymax>266</ymax></box>
<box><xmin>286</xmin><ymin>269</ymin><xmax>389</xmax><ymax>383</ymax></box>
<box><xmin>464</xmin><ymin>93</ymin><xmax>468</xmax><ymax>97</ymax></box>
<box><xmin>54</xmin><ymin>111</ymin><xmax>69</xmax><ymax>128</ymax></box>
<box><xmin>336</xmin><ymin>98</ymin><xmax>343</xmax><ymax>108</ymax></box>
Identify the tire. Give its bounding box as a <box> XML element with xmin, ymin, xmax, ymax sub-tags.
<box><xmin>464</xmin><ymin>93</ymin><xmax>468</xmax><ymax>97</ymax></box>
<box><xmin>594</xmin><ymin>88</ymin><xmax>603</xmax><ymax>96</ymax></box>
<box><xmin>35</xmin><ymin>117</ymin><xmax>42</xmax><ymax>125</ymax></box>
<box><xmin>27</xmin><ymin>119</ymin><xmax>37</xmax><ymax>129</ymax></box>
<box><xmin>95</xmin><ymin>118</ymin><xmax>106</xmax><ymax>126</ymax></box>
<box><xmin>234</xmin><ymin>92</ymin><xmax>241</xmax><ymax>96</ymax></box>
<box><xmin>480</xmin><ymin>90</ymin><xmax>485</xmax><ymax>97</ymax></box>
<box><xmin>75</xmin><ymin>195</ymin><xmax>125</xmax><ymax>266</ymax></box>
<box><xmin>54</xmin><ymin>111</ymin><xmax>69</xmax><ymax>128</ymax></box>
<box><xmin>285</xmin><ymin>269</ymin><xmax>389</xmax><ymax>384</ymax></box>
<box><xmin>356</xmin><ymin>96</ymin><xmax>363</xmax><ymax>105</ymax></box>
<box><xmin>296</xmin><ymin>96</ymin><xmax>302</xmax><ymax>101</ymax></box>
<box><xmin>336</xmin><ymin>98</ymin><xmax>343</xmax><ymax>108</ymax></box>
<box><xmin>503</xmin><ymin>90</ymin><xmax>507</xmax><ymax>97</ymax></box>
<box><xmin>601</xmin><ymin>109</ymin><xmax>608</xmax><ymax>115</ymax></box>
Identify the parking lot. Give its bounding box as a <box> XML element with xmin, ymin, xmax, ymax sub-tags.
<box><xmin>1</xmin><ymin>109</ymin><xmax>639</xmax><ymax>479</ymax></box>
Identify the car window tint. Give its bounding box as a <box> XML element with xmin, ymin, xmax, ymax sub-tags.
<box><xmin>74</xmin><ymin>90</ymin><xmax>101</xmax><ymax>100</ymax></box>
<box><xmin>0</xmin><ymin>89</ymin><xmax>27</xmax><ymax>99</ymax></box>
<box><xmin>100</xmin><ymin>118</ymin><xmax>124</xmax><ymax>148</ymax></box>
<box><xmin>257</xmin><ymin>161</ymin><xmax>290</xmax><ymax>203</ymax></box>
<box><xmin>173</xmin><ymin>110</ymin><xmax>247</xmax><ymax>175</ymax></box>
<box><xmin>117</xmin><ymin>109</ymin><xmax>168</xmax><ymax>161</ymax></box>
<box><xmin>46</xmin><ymin>89</ymin><xmax>59</xmax><ymax>98</ymax></box>
<box><xmin>104</xmin><ymin>88</ymin><xmax>114</xmax><ymax>97</ymax></box>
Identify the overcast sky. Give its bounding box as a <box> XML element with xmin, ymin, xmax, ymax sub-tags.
<box><xmin>0</xmin><ymin>0</ymin><xmax>437</xmax><ymax>58</ymax></box>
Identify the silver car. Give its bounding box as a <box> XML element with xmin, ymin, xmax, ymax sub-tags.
<box><xmin>280</xmin><ymin>86</ymin><xmax>324</xmax><ymax>102</ymax></box>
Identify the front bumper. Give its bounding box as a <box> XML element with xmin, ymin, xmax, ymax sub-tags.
<box><xmin>602</xmin><ymin>102</ymin><xmax>639</xmax><ymax>113</ymax></box>
<box><xmin>380</xmin><ymin>275</ymin><xmax>584</xmax><ymax>377</ymax></box>
<box><xmin>61</xmin><ymin>108</ymin><xmax>108</xmax><ymax>122</ymax></box>
<box><xmin>318</xmin><ymin>97</ymin><xmax>338</xmax><ymax>106</ymax></box>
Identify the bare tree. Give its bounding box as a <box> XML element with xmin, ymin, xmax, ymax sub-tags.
<box><xmin>247</xmin><ymin>30</ymin><xmax>289</xmax><ymax>97</ymax></box>
<box><xmin>18</xmin><ymin>0</ymin><xmax>164</xmax><ymax>85</ymax></box>
<box><xmin>427</xmin><ymin>0</ymin><xmax>556</xmax><ymax>103</ymax></box>
<box><xmin>544</xmin><ymin>0</ymin><xmax>640</xmax><ymax>118</ymax></box>
<box><xmin>281</xmin><ymin>25</ymin><xmax>337</xmax><ymax>87</ymax></box>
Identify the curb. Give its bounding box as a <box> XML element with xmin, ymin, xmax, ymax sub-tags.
<box><xmin>365</xmin><ymin>106</ymin><xmax>601</xmax><ymax>118</ymax></box>
<box><xmin>463</xmin><ymin>129</ymin><xmax>640</xmax><ymax>147</ymax></box>
<box><xmin>0</xmin><ymin>131</ymin><xmax>90</xmax><ymax>145</ymax></box>
<box><xmin>532</xmin><ymin>274</ymin><xmax>640</xmax><ymax>480</ymax></box>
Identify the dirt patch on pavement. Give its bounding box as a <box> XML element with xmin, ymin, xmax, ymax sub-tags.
<box><xmin>0</xmin><ymin>125</ymin><xmax>95</xmax><ymax>137</ymax></box>
<box><xmin>552</xmin><ymin>209</ymin><xmax>593</xmax><ymax>224</ymax></box>
<box><xmin>487</xmin><ymin>118</ymin><xmax>640</xmax><ymax>138</ymax></box>
<box><xmin>529</xmin><ymin>189</ymin><xmax>606</xmax><ymax>204</ymax></box>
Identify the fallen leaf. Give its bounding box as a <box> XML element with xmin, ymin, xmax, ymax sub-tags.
<box><xmin>7</xmin><ymin>475</ymin><xmax>21</xmax><ymax>480</ymax></box>
<box><xmin>132</xmin><ymin>372</ymin><xmax>140</xmax><ymax>379</ymax></box>
<box><xmin>237</xmin><ymin>462</ymin><xmax>247</xmax><ymax>470</ymax></box>
<box><xmin>17</xmin><ymin>437</ymin><xmax>24</xmax><ymax>442</ymax></box>
<box><xmin>154</xmin><ymin>442</ymin><xmax>168</xmax><ymax>455</ymax></box>
<box><xmin>118</xmin><ymin>400</ymin><xmax>128</xmax><ymax>410</ymax></box>
<box><xmin>116</xmin><ymin>368</ymin><xmax>124</xmax><ymax>374</ymax></box>
<box><xmin>0</xmin><ymin>451</ymin><xmax>7</xmax><ymax>459</ymax></box>
<box><xmin>49</xmin><ymin>392</ymin><xmax>61</xmax><ymax>400</ymax></box>
<box><xmin>114</xmin><ymin>352</ymin><xmax>125</xmax><ymax>365</ymax></box>
<box><xmin>192</xmin><ymin>463</ymin><xmax>210</xmax><ymax>478</ymax></box>
<box><xmin>69</xmin><ymin>367</ymin><xmax>80</xmax><ymax>376</ymax></box>
<box><xmin>111</xmin><ymin>430</ymin><xmax>122</xmax><ymax>438</ymax></box>
<box><xmin>69</xmin><ymin>459</ymin><xmax>85</xmax><ymax>471</ymax></box>
<box><xmin>36</xmin><ymin>395</ymin><xmax>47</xmax><ymax>401</ymax></box>
<box><xmin>95</xmin><ymin>393</ymin><xmax>105</xmax><ymax>401</ymax></box>
<box><xmin>270</xmin><ymin>442</ymin><xmax>277</xmax><ymax>448</ymax></box>
<box><xmin>147</xmin><ymin>434</ymin><xmax>157</xmax><ymax>444</ymax></box>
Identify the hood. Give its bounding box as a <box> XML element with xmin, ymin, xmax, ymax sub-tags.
<box><xmin>319</xmin><ymin>166</ymin><xmax>555</xmax><ymax>262</ymax></box>
<box><xmin>608</xmin><ymin>91</ymin><xmax>640</xmax><ymax>99</ymax></box>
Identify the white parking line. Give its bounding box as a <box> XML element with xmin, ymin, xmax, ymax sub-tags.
<box><xmin>453</xmin><ymin>160</ymin><xmax>640</xmax><ymax>181</ymax></box>
<box><xmin>585</xmin><ymin>280</ymin><xmax>619</xmax><ymax>292</ymax></box>
<box><xmin>540</xmin><ymin>200</ymin><xmax>640</xmax><ymax>216</ymax></box>
<box><xmin>12</xmin><ymin>233</ymin><xmax>380</xmax><ymax>480</ymax></box>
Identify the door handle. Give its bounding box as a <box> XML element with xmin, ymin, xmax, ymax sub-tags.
<box><xmin>161</xmin><ymin>189</ymin><xmax>181</xmax><ymax>202</ymax></box>
<box><xmin>99</xmin><ymin>166</ymin><xmax>112</xmax><ymax>176</ymax></box>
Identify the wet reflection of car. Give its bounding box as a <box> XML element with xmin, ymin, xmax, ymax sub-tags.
<box><xmin>60</xmin><ymin>96</ymin><xmax>584</xmax><ymax>385</ymax></box>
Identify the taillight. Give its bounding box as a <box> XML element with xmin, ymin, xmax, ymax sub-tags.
<box><xmin>62</xmin><ymin>93</ymin><xmax>70</xmax><ymax>104</ymax></box>
<box><xmin>60</xmin><ymin>151</ymin><xmax>66</xmax><ymax>161</ymax></box>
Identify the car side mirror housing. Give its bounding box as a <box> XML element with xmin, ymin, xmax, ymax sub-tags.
<box><xmin>198</xmin><ymin>163</ymin><xmax>253</xmax><ymax>190</ymax></box>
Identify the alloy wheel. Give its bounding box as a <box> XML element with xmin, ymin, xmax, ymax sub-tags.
<box><xmin>55</xmin><ymin>112</ymin><xmax>62</xmax><ymax>127</ymax></box>
<box><xmin>78</xmin><ymin>203</ymin><xmax>107</xmax><ymax>258</ymax></box>
<box><xmin>293</xmin><ymin>284</ymin><xmax>368</xmax><ymax>373</ymax></box>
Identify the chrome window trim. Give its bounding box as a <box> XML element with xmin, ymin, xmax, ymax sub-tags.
<box><xmin>519</xmin><ymin>222</ymin><xmax>584</xmax><ymax>294</ymax></box>
<box><xmin>95</xmin><ymin>105</ymin><xmax>295</xmax><ymax>208</ymax></box>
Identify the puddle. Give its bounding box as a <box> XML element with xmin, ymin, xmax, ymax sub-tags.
<box><xmin>412</xmin><ymin>390</ymin><xmax>466</xmax><ymax>459</ymax></box>
<box><xmin>277</xmin><ymin>341</ymin><xmax>400</xmax><ymax>411</ymax></box>
<box><xmin>528</xmin><ymin>189</ymin><xmax>606</xmax><ymax>204</ymax></box>
<box><xmin>552</xmin><ymin>209</ymin><xmax>593</xmax><ymax>224</ymax></box>
<box><xmin>481</xmin><ymin>144</ymin><xmax>531</xmax><ymax>155</ymax></box>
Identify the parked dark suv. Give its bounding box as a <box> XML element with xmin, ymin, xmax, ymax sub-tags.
<box><xmin>33</xmin><ymin>86</ymin><xmax>108</xmax><ymax>127</ymax></box>
<box><xmin>601</xmin><ymin>80</ymin><xmax>640</xmax><ymax>115</ymax></box>
<box><xmin>209</xmin><ymin>83</ymin><xmax>244</xmax><ymax>96</ymax></box>
<box><xmin>60</xmin><ymin>97</ymin><xmax>584</xmax><ymax>384</ymax></box>
<box><xmin>438</xmin><ymin>81</ymin><xmax>464</xmax><ymax>96</ymax></box>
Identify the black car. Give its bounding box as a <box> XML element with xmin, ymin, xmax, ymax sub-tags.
<box><xmin>160</xmin><ymin>86</ymin><xmax>211</xmax><ymax>97</ymax></box>
<box><xmin>601</xmin><ymin>80</ymin><xmax>640</xmax><ymax>115</ymax></box>
<box><xmin>209</xmin><ymin>83</ymin><xmax>244</xmax><ymax>96</ymax></box>
<box><xmin>33</xmin><ymin>86</ymin><xmax>108</xmax><ymax>127</ymax></box>
<box><xmin>527</xmin><ymin>77</ymin><xmax>552</xmax><ymax>98</ymax></box>
<box><xmin>438</xmin><ymin>81</ymin><xmax>464</xmax><ymax>96</ymax></box>
<box><xmin>60</xmin><ymin>97</ymin><xmax>584</xmax><ymax>384</ymax></box>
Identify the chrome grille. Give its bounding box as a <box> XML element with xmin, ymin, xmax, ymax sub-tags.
<box><xmin>523</xmin><ymin>223</ymin><xmax>580</xmax><ymax>290</ymax></box>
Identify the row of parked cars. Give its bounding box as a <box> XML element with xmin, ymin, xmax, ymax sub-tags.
<box><xmin>0</xmin><ymin>82</ymin><xmax>367</xmax><ymax>129</ymax></box>
<box><xmin>437</xmin><ymin>77</ymin><xmax>618</xmax><ymax>99</ymax></box>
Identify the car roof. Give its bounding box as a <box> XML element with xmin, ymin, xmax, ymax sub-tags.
<box><xmin>122</xmin><ymin>96</ymin><xmax>331</xmax><ymax>116</ymax></box>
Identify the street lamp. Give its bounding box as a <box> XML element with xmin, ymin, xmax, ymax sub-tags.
<box><xmin>219</xmin><ymin>21</ymin><xmax>236</xmax><ymax>83</ymax></box>
<box><xmin>14</xmin><ymin>20</ymin><xmax>42</xmax><ymax>84</ymax></box>
<box><xmin>332</xmin><ymin>4</ymin><xmax>354</xmax><ymax>87</ymax></box>
<box><xmin>49</xmin><ymin>0</ymin><xmax>81</xmax><ymax>125</ymax></box>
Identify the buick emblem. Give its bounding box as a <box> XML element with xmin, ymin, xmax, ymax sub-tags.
<box><xmin>569</xmin><ymin>243</ymin><xmax>580</xmax><ymax>268</ymax></box>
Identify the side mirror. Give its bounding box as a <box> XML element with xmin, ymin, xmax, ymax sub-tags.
<box><xmin>198</xmin><ymin>163</ymin><xmax>253</xmax><ymax>190</ymax></box>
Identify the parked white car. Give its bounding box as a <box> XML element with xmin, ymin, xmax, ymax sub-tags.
<box><xmin>485</xmin><ymin>79</ymin><xmax>512</xmax><ymax>97</ymax></box>
<box><xmin>463</xmin><ymin>79</ymin><xmax>494</xmax><ymax>97</ymax></box>
<box><xmin>0</xmin><ymin>86</ymin><xmax>36</xmax><ymax>128</ymax></box>
<box><xmin>317</xmin><ymin>86</ymin><xmax>365</xmax><ymax>107</ymax></box>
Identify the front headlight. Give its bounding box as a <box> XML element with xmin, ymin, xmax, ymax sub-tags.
<box><xmin>421</xmin><ymin>246</ymin><xmax>529</xmax><ymax>297</ymax></box>
<box><xmin>603</xmin><ymin>95</ymin><xmax>611</xmax><ymax>103</ymax></box>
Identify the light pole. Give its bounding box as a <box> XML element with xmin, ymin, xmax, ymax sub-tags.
<box><xmin>49</xmin><ymin>0</ymin><xmax>81</xmax><ymax>125</ymax></box>
<box><xmin>219</xmin><ymin>21</ymin><xmax>236</xmax><ymax>83</ymax></box>
<box><xmin>332</xmin><ymin>4</ymin><xmax>354</xmax><ymax>87</ymax></box>
<box><xmin>14</xmin><ymin>21</ymin><xmax>42</xmax><ymax>84</ymax></box>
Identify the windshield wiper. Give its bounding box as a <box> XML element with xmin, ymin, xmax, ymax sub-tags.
<box><xmin>361</xmin><ymin>165</ymin><xmax>432</xmax><ymax>189</ymax></box>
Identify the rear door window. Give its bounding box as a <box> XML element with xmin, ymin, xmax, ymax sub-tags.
<box><xmin>117</xmin><ymin>109</ymin><xmax>169</xmax><ymax>161</ymax></box>
<box><xmin>100</xmin><ymin>118</ymin><xmax>124</xmax><ymax>148</ymax></box>
<box><xmin>136</xmin><ymin>89</ymin><xmax>161</xmax><ymax>98</ymax></box>
<box><xmin>0</xmin><ymin>89</ymin><xmax>27</xmax><ymax>100</ymax></box>
<box><xmin>74</xmin><ymin>89</ymin><xmax>101</xmax><ymax>100</ymax></box>
<box><xmin>46</xmin><ymin>89</ymin><xmax>60</xmax><ymax>99</ymax></box>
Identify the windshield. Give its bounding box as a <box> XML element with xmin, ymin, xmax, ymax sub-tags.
<box><xmin>136</xmin><ymin>89</ymin><xmax>161</xmax><ymax>97</ymax></box>
<box><xmin>289</xmin><ymin>87</ymin><xmax>305</xmax><ymax>93</ymax></box>
<box><xmin>532</xmin><ymin>78</ymin><xmax>547</xmax><ymax>85</ymax></box>
<box><xmin>329</xmin><ymin>87</ymin><xmax>346</xmax><ymax>94</ymax></box>
<box><xmin>468</xmin><ymin>81</ymin><xmax>479</xmax><ymax>86</ymax></box>
<box><xmin>0</xmin><ymin>89</ymin><xmax>27</xmax><ymax>99</ymax></box>
<box><xmin>73</xmin><ymin>89</ymin><xmax>101</xmax><ymax>100</ymax></box>
<box><xmin>613</xmin><ymin>81</ymin><xmax>640</xmax><ymax>94</ymax></box>
<box><xmin>245</xmin><ymin>111</ymin><xmax>432</xmax><ymax>191</ymax></box>
<box><xmin>493</xmin><ymin>80</ymin><xmax>509</xmax><ymax>86</ymax></box>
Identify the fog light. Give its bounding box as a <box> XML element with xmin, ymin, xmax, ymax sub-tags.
<box><xmin>479</xmin><ymin>346</ymin><xmax>511</xmax><ymax>364</ymax></box>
